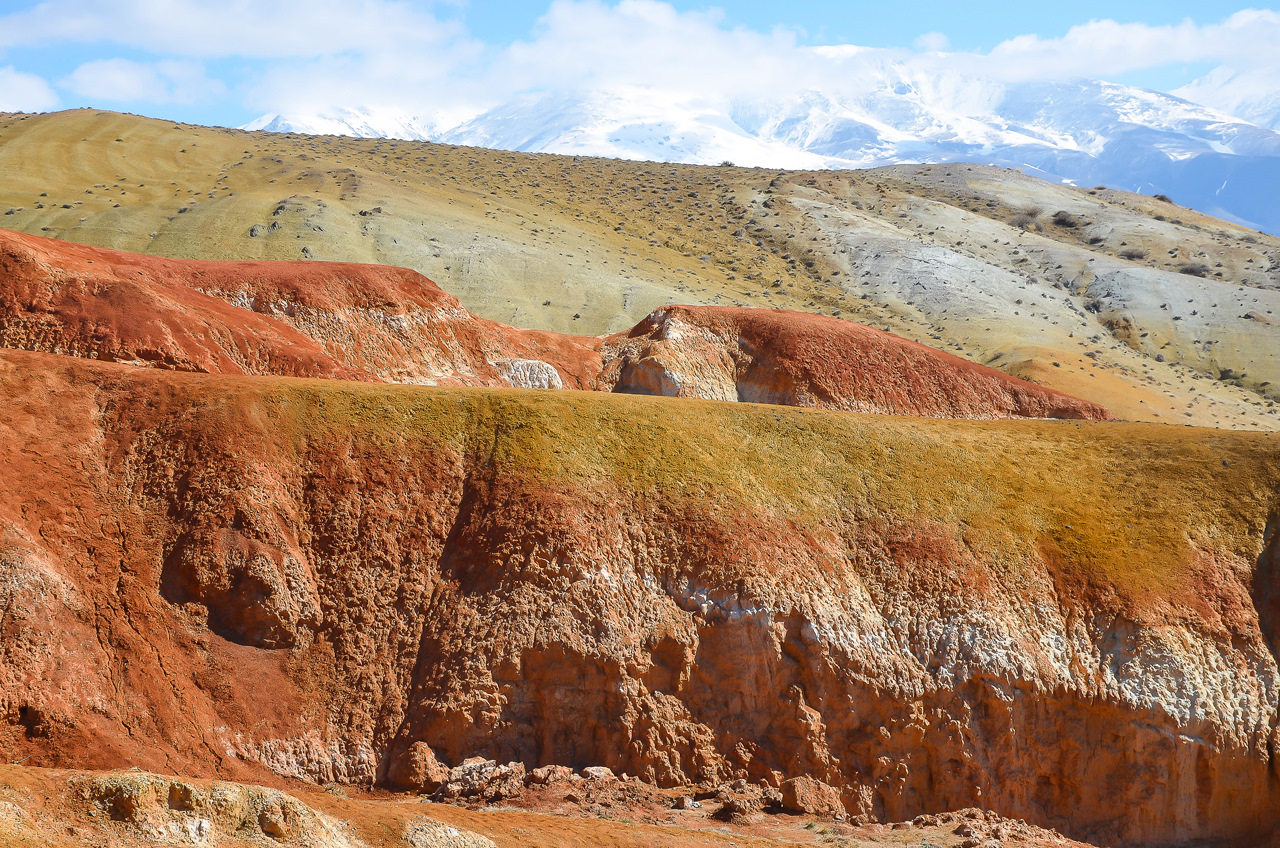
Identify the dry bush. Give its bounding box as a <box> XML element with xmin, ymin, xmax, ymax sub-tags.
<box><xmin>1010</xmin><ymin>206</ymin><xmax>1044</xmax><ymax>231</ymax></box>
<box><xmin>1051</xmin><ymin>210</ymin><xmax>1079</xmax><ymax>228</ymax></box>
<box><xmin>1119</xmin><ymin>248</ymin><xmax>1148</xmax><ymax>261</ymax></box>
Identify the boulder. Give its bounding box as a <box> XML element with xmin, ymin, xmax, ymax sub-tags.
<box><xmin>780</xmin><ymin>776</ymin><xmax>844</xmax><ymax>816</ymax></box>
<box><xmin>386</xmin><ymin>741</ymin><xmax>451</xmax><ymax>793</ymax></box>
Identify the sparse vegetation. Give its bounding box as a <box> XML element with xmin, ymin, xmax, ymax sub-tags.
<box><xmin>1119</xmin><ymin>248</ymin><xmax>1148</xmax><ymax>261</ymax></box>
<box><xmin>1178</xmin><ymin>263</ymin><xmax>1211</xmax><ymax>277</ymax></box>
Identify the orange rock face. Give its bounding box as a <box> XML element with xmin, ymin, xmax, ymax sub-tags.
<box><xmin>0</xmin><ymin>228</ymin><xmax>1106</xmax><ymax>420</ymax></box>
<box><xmin>0</xmin><ymin>351</ymin><xmax>1272</xmax><ymax>847</ymax></box>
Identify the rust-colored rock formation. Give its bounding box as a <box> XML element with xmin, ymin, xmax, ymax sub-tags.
<box><xmin>0</xmin><ymin>228</ymin><xmax>1106</xmax><ymax>420</ymax></box>
<box><xmin>602</xmin><ymin>305</ymin><xmax>1108</xmax><ymax>419</ymax></box>
<box><xmin>0</xmin><ymin>350</ymin><xmax>1273</xmax><ymax>847</ymax></box>
<box><xmin>0</xmin><ymin>227</ymin><xmax>599</xmax><ymax>387</ymax></box>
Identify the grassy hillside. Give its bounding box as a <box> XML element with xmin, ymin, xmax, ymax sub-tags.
<box><xmin>1</xmin><ymin>108</ymin><xmax>1278</xmax><ymax>428</ymax></box>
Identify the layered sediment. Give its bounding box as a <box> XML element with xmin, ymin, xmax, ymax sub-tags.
<box><xmin>0</xmin><ymin>350</ymin><xmax>1273</xmax><ymax>846</ymax></box>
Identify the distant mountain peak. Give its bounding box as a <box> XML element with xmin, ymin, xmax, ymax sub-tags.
<box><xmin>241</xmin><ymin>74</ymin><xmax>1280</xmax><ymax>232</ymax></box>
<box><xmin>242</xmin><ymin>106</ymin><xmax>441</xmax><ymax>141</ymax></box>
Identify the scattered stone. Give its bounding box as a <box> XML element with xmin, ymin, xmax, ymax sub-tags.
<box><xmin>403</xmin><ymin>817</ymin><xmax>498</xmax><ymax>848</ymax></box>
<box><xmin>581</xmin><ymin>766</ymin><xmax>615</xmax><ymax>781</ymax></box>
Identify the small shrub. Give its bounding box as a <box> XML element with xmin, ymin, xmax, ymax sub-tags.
<box><xmin>1010</xmin><ymin>212</ymin><xmax>1043</xmax><ymax>232</ymax></box>
<box><xmin>1119</xmin><ymin>248</ymin><xmax>1148</xmax><ymax>260</ymax></box>
<box><xmin>1051</xmin><ymin>210</ymin><xmax>1078</xmax><ymax>228</ymax></box>
<box><xmin>1178</xmin><ymin>263</ymin><xmax>1211</xmax><ymax>277</ymax></box>
<box><xmin>1086</xmin><ymin>235</ymin><xmax>1104</xmax><ymax>245</ymax></box>
<box><xmin>1153</xmin><ymin>193</ymin><xmax>1173</xmax><ymax>203</ymax></box>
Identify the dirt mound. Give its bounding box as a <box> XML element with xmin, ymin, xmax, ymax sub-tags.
<box><xmin>1</xmin><ymin>228</ymin><xmax>1104</xmax><ymax>420</ymax></box>
<box><xmin>0</xmin><ymin>351</ymin><xmax>1274</xmax><ymax>846</ymax></box>
<box><xmin>602</xmin><ymin>305</ymin><xmax>1109</xmax><ymax>419</ymax></box>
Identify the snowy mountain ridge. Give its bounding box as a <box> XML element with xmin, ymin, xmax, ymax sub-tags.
<box><xmin>241</xmin><ymin>72</ymin><xmax>1280</xmax><ymax>234</ymax></box>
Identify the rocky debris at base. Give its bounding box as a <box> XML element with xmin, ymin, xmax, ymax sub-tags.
<box><xmin>434</xmin><ymin>759</ymin><xmax>526</xmax><ymax>803</ymax></box>
<box><xmin>417</xmin><ymin>767</ymin><xmax>1089</xmax><ymax>847</ymax></box>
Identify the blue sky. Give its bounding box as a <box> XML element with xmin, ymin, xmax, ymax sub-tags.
<box><xmin>0</xmin><ymin>1</ymin><xmax>1275</xmax><ymax>128</ymax></box>
<box><xmin>456</xmin><ymin>0</ymin><xmax>1247</xmax><ymax>52</ymax></box>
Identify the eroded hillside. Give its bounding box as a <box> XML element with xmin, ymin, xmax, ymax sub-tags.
<box><xmin>0</xmin><ymin>227</ymin><xmax>1107</xmax><ymax>420</ymax></box>
<box><xmin>1</xmin><ymin>109</ymin><xmax>1277</xmax><ymax>428</ymax></box>
<box><xmin>2</xmin><ymin>351</ymin><xmax>1278</xmax><ymax>846</ymax></box>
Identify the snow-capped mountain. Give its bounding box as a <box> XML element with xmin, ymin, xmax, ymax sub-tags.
<box><xmin>1173</xmin><ymin>66</ymin><xmax>1280</xmax><ymax>132</ymax></box>
<box><xmin>242</xmin><ymin>72</ymin><xmax>1280</xmax><ymax>233</ymax></box>
<box><xmin>242</xmin><ymin>106</ymin><xmax>441</xmax><ymax>141</ymax></box>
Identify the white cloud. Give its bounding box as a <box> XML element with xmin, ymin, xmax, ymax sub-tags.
<box><xmin>62</xmin><ymin>58</ymin><xmax>224</xmax><ymax>104</ymax></box>
<box><xmin>981</xmin><ymin>10</ymin><xmax>1280</xmax><ymax>81</ymax></box>
<box><xmin>2</xmin><ymin>1</ymin><xmax>1279</xmax><ymax>124</ymax></box>
<box><xmin>0</xmin><ymin>0</ymin><xmax>463</xmax><ymax>58</ymax></box>
<box><xmin>914</xmin><ymin>32</ymin><xmax>949</xmax><ymax>52</ymax></box>
<box><xmin>0</xmin><ymin>66</ymin><xmax>58</xmax><ymax>112</ymax></box>
<box><xmin>494</xmin><ymin>0</ymin><xmax>804</xmax><ymax>98</ymax></box>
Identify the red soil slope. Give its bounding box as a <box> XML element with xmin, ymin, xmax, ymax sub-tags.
<box><xmin>0</xmin><ymin>351</ymin><xmax>1273</xmax><ymax>847</ymax></box>
<box><xmin>0</xmin><ymin>227</ymin><xmax>1106</xmax><ymax>419</ymax></box>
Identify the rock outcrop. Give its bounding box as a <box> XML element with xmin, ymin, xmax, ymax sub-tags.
<box><xmin>601</xmin><ymin>305</ymin><xmax>1109</xmax><ymax>419</ymax></box>
<box><xmin>0</xmin><ymin>351</ymin><xmax>1272</xmax><ymax>846</ymax></box>
<box><xmin>78</xmin><ymin>771</ymin><xmax>360</xmax><ymax>847</ymax></box>
<box><xmin>0</xmin><ymin>228</ymin><xmax>1107</xmax><ymax>420</ymax></box>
